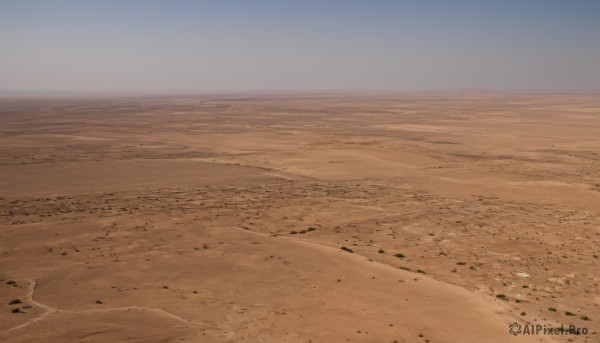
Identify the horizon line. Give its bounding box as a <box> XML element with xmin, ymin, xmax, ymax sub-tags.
<box><xmin>2</xmin><ymin>87</ymin><xmax>600</xmax><ymax>98</ymax></box>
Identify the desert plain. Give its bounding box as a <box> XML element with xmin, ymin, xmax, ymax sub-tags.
<box><xmin>0</xmin><ymin>92</ymin><xmax>598</xmax><ymax>342</ymax></box>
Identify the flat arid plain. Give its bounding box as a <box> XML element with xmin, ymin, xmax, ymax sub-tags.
<box><xmin>0</xmin><ymin>92</ymin><xmax>598</xmax><ymax>342</ymax></box>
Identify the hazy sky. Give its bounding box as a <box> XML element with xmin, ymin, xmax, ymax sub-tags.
<box><xmin>1</xmin><ymin>0</ymin><xmax>599</xmax><ymax>92</ymax></box>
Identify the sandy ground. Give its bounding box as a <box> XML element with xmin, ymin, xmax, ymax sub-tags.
<box><xmin>0</xmin><ymin>92</ymin><xmax>598</xmax><ymax>342</ymax></box>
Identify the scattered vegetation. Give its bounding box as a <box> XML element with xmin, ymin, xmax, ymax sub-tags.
<box><xmin>378</xmin><ymin>249</ymin><xmax>385</xmax><ymax>254</ymax></box>
<box><xmin>565</xmin><ymin>311</ymin><xmax>576</xmax><ymax>316</ymax></box>
<box><xmin>548</xmin><ymin>308</ymin><xmax>557</xmax><ymax>312</ymax></box>
<box><xmin>456</xmin><ymin>262</ymin><xmax>466</xmax><ymax>265</ymax></box>
<box><xmin>95</xmin><ymin>300</ymin><xmax>103</xmax><ymax>304</ymax></box>
<box><xmin>416</xmin><ymin>269</ymin><xmax>426</xmax><ymax>274</ymax></box>
<box><xmin>580</xmin><ymin>315</ymin><xmax>591</xmax><ymax>321</ymax></box>
<box><xmin>341</xmin><ymin>246</ymin><xmax>354</xmax><ymax>253</ymax></box>
<box><xmin>11</xmin><ymin>308</ymin><xmax>20</xmax><ymax>313</ymax></box>
<box><xmin>291</xmin><ymin>228</ymin><xmax>317</xmax><ymax>235</ymax></box>
<box><xmin>496</xmin><ymin>294</ymin><xmax>508</xmax><ymax>300</ymax></box>
<box><xmin>394</xmin><ymin>253</ymin><xmax>405</xmax><ymax>258</ymax></box>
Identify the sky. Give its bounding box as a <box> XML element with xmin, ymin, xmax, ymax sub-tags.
<box><xmin>1</xmin><ymin>0</ymin><xmax>599</xmax><ymax>92</ymax></box>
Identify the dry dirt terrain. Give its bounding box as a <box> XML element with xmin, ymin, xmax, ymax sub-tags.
<box><xmin>0</xmin><ymin>92</ymin><xmax>598</xmax><ymax>342</ymax></box>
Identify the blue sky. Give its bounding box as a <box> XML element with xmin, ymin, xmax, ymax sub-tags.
<box><xmin>1</xmin><ymin>0</ymin><xmax>599</xmax><ymax>92</ymax></box>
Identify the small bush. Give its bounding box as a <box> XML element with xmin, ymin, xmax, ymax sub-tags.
<box><xmin>290</xmin><ymin>230</ymin><xmax>298</xmax><ymax>235</ymax></box>
<box><xmin>548</xmin><ymin>308</ymin><xmax>557</xmax><ymax>312</ymax></box>
<box><xmin>8</xmin><ymin>299</ymin><xmax>22</xmax><ymax>305</ymax></box>
<box><xmin>496</xmin><ymin>294</ymin><xmax>508</xmax><ymax>300</ymax></box>
<box><xmin>394</xmin><ymin>253</ymin><xmax>405</xmax><ymax>258</ymax></box>
<box><xmin>341</xmin><ymin>247</ymin><xmax>354</xmax><ymax>253</ymax></box>
<box><xmin>11</xmin><ymin>308</ymin><xmax>20</xmax><ymax>313</ymax></box>
<box><xmin>378</xmin><ymin>249</ymin><xmax>384</xmax><ymax>254</ymax></box>
<box><xmin>307</xmin><ymin>227</ymin><xmax>316</xmax><ymax>232</ymax></box>
<box><xmin>580</xmin><ymin>315</ymin><xmax>591</xmax><ymax>321</ymax></box>
<box><xmin>456</xmin><ymin>262</ymin><xmax>466</xmax><ymax>265</ymax></box>
<box><xmin>416</xmin><ymin>269</ymin><xmax>426</xmax><ymax>274</ymax></box>
<box><xmin>565</xmin><ymin>311</ymin><xmax>576</xmax><ymax>316</ymax></box>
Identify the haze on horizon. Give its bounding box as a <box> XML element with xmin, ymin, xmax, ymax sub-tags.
<box><xmin>1</xmin><ymin>0</ymin><xmax>599</xmax><ymax>93</ymax></box>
